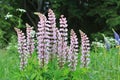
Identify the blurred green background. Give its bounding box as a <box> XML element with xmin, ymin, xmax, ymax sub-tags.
<box><xmin>1</xmin><ymin>0</ymin><xmax>120</xmax><ymax>48</ymax></box>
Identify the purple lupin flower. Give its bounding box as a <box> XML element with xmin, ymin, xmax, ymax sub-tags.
<box><xmin>35</xmin><ymin>13</ymin><xmax>49</xmax><ymax>67</ymax></box>
<box><xmin>112</xmin><ymin>29</ymin><xmax>120</xmax><ymax>45</ymax></box>
<box><xmin>14</xmin><ymin>27</ymin><xmax>28</xmax><ymax>70</ymax></box>
<box><xmin>102</xmin><ymin>34</ymin><xmax>111</xmax><ymax>50</ymax></box>
<box><xmin>59</xmin><ymin>15</ymin><xmax>68</xmax><ymax>61</ymax></box>
<box><xmin>79</xmin><ymin>30</ymin><xmax>90</xmax><ymax>68</ymax></box>
<box><xmin>57</xmin><ymin>29</ymin><xmax>66</xmax><ymax>68</ymax></box>
<box><xmin>26</xmin><ymin>23</ymin><xmax>35</xmax><ymax>56</ymax></box>
<box><xmin>68</xmin><ymin>29</ymin><xmax>78</xmax><ymax>71</ymax></box>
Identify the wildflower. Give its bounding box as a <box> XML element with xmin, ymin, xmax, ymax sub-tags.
<box><xmin>26</xmin><ymin>23</ymin><xmax>35</xmax><ymax>56</ymax></box>
<box><xmin>59</xmin><ymin>15</ymin><xmax>68</xmax><ymax>61</ymax></box>
<box><xmin>68</xmin><ymin>29</ymin><xmax>78</xmax><ymax>71</ymax></box>
<box><xmin>106</xmin><ymin>37</ymin><xmax>116</xmax><ymax>48</ymax></box>
<box><xmin>47</xmin><ymin>9</ymin><xmax>57</xmax><ymax>61</ymax></box>
<box><xmin>102</xmin><ymin>34</ymin><xmax>111</xmax><ymax>50</ymax></box>
<box><xmin>48</xmin><ymin>9</ymin><xmax>56</xmax><ymax>25</ymax></box>
<box><xmin>57</xmin><ymin>29</ymin><xmax>66</xmax><ymax>68</ymax></box>
<box><xmin>16</xmin><ymin>8</ymin><xmax>26</xmax><ymax>12</ymax></box>
<box><xmin>80</xmin><ymin>30</ymin><xmax>90</xmax><ymax>68</ymax></box>
<box><xmin>59</xmin><ymin>15</ymin><xmax>68</xmax><ymax>41</ymax></box>
<box><xmin>36</xmin><ymin>13</ymin><xmax>49</xmax><ymax>67</ymax></box>
<box><xmin>14</xmin><ymin>27</ymin><xmax>28</xmax><ymax>70</ymax></box>
<box><xmin>4</xmin><ymin>12</ymin><xmax>13</xmax><ymax>20</ymax></box>
<box><xmin>112</xmin><ymin>29</ymin><xmax>120</xmax><ymax>45</ymax></box>
<box><xmin>91</xmin><ymin>41</ymin><xmax>104</xmax><ymax>48</ymax></box>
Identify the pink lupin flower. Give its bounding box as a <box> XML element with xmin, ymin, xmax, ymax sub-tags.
<box><xmin>14</xmin><ymin>27</ymin><xmax>28</xmax><ymax>70</ymax></box>
<box><xmin>35</xmin><ymin>13</ymin><xmax>49</xmax><ymax>67</ymax></box>
<box><xmin>79</xmin><ymin>30</ymin><xmax>90</xmax><ymax>68</ymax></box>
<box><xmin>47</xmin><ymin>9</ymin><xmax>57</xmax><ymax>61</ymax></box>
<box><xmin>26</xmin><ymin>23</ymin><xmax>35</xmax><ymax>56</ymax></box>
<box><xmin>68</xmin><ymin>29</ymin><xmax>78</xmax><ymax>71</ymax></box>
<box><xmin>59</xmin><ymin>15</ymin><xmax>68</xmax><ymax>61</ymax></box>
<box><xmin>57</xmin><ymin>29</ymin><xmax>66</xmax><ymax>68</ymax></box>
<box><xmin>48</xmin><ymin>9</ymin><xmax>56</xmax><ymax>25</ymax></box>
<box><xmin>52</xmin><ymin>27</ymin><xmax>58</xmax><ymax>54</ymax></box>
<box><xmin>59</xmin><ymin>15</ymin><xmax>68</xmax><ymax>41</ymax></box>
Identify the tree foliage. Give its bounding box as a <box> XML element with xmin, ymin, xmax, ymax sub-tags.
<box><xmin>51</xmin><ymin>0</ymin><xmax>120</xmax><ymax>38</ymax></box>
<box><xmin>1</xmin><ymin>0</ymin><xmax>120</xmax><ymax>47</ymax></box>
<box><xmin>87</xmin><ymin>0</ymin><xmax>120</xmax><ymax>31</ymax></box>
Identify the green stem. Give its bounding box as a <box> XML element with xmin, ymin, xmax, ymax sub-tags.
<box><xmin>118</xmin><ymin>46</ymin><xmax>120</xmax><ymax>79</ymax></box>
<box><xmin>18</xmin><ymin>14</ymin><xmax>22</xmax><ymax>28</ymax></box>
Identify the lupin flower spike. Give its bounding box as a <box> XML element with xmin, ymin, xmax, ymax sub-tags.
<box><xmin>14</xmin><ymin>27</ymin><xmax>28</xmax><ymax>70</ymax></box>
<box><xmin>68</xmin><ymin>29</ymin><xmax>78</xmax><ymax>71</ymax></box>
<box><xmin>59</xmin><ymin>15</ymin><xmax>68</xmax><ymax>61</ymax></box>
<box><xmin>26</xmin><ymin>23</ymin><xmax>35</xmax><ymax>56</ymax></box>
<box><xmin>47</xmin><ymin>9</ymin><xmax>57</xmax><ymax>61</ymax></box>
<box><xmin>102</xmin><ymin>34</ymin><xmax>111</xmax><ymax>50</ymax></box>
<box><xmin>112</xmin><ymin>29</ymin><xmax>120</xmax><ymax>45</ymax></box>
<box><xmin>57</xmin><ymin>29</ymin><xmax>66</xmax><ymax>68</ymax></box>
<box><xmin>79</xmin><ymin>30</ymin><xmax>90</xmax><ymax>68</ymax></box>
<box><xmin>36</xmin><ymin>13</ymin><xmax>49</xmax><ymax>67</ymax></box>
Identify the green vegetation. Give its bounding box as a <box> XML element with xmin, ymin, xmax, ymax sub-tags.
<box><xmin>0</xmin><ymin>46</ymin><xmax>120</xmax><ymax>80</ymax></box>
<box><xmin>0</xmin><ymin>0</ymin><xmax>120</xmax><ymax>80</ymax></box>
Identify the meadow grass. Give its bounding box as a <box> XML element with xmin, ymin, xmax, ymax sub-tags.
<box><xmin>0</xmin><ymin>47</ymin><xmax>120</xmax><ymax>80</ymax></box>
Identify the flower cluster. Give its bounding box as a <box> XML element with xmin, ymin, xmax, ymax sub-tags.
<box><xmin>14</xmin><ymin>27</ymin><xmax>28</xmax><ymax>70</ymax></box>
<box><xmin>26</xmin><ymin>23</ymin><xmax>35</xmax><ymax>56</ymax></box>
<box><xmin>36</xmin><ymin>13</ymin><xmax>49</xmax><ymax>67</ymax></box>
<box><xmin>80</xmin><ymin>30</ymin><xmax>90</xmax><ymax>68</ymax></box>
<box><xmin>68</xmin><ymin>29</ymin><xmax>78</xmax><ymax>71</ymax></box>
<box><xmin>112</xmin><ymin>29</ymin><xmax>120</xmax><ymax>45</ymax></box>
<box><xmin>5</xmin><ymin>12</ymin><xmax>13</xmax><ymax>20</ymax></box>
<box><xmin>59</xmin><ymin>15</ymin><xmax>68</xmax><ymax>61</ymax></box>
<box><xmin>57</xmin><ymin>29</ymin><xmax>66</xmax><ymax>68</ymax></box>
<box><xmin>91</xmin><ymin>41</ymin><xmax>104</xmax><ymax>48</ymax></box>
<box><xmin>15</xmin><ymin>9</ymin><xmax>91</xmax><ymax>71</ymax></box>
<box><xmin>47</xmin><ymin>9</ymin><xmax>57</xmax><ymax>61</ymax></box>
<box><xmin>16</xmin><ymin>8</ymin><xmax>26</xmax><ymax>13</ymax></box>
<box><xmin>102</xmin><ymin>34</ymin><xmax>111</xmax><ymax>50</ymax></box>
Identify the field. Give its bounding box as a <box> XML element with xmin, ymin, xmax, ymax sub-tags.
<box><xmin>1</xmin><ymin>7</ymin><xmax>120</xmax><ymax>80</ymax></box>
<box><xmin>0</xmin><ymin>47</ymin><xmax>120</xmax><ymax>80</ymax></box>
<box><xmin>1</xmin><ymin>0</ymin><xmax>120</xmax><ymax>80</ymax></box>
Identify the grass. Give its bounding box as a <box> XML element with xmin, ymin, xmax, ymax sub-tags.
<box><xmin>0</xmin><ymin>47</ymin><xmax>120</xmax><ymax>80</ymax></box>
<box><xmin>0</xmin><ymin>49</ymin><xmax>19</xmax><ymax>80</ymax></box>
